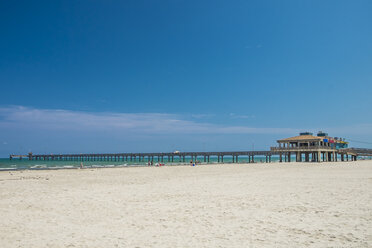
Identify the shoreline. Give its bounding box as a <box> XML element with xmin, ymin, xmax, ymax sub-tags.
<box><xmin>0</xmin><ymin>159</ymin><xmax>370</xmax><ymax>173</ymax></box>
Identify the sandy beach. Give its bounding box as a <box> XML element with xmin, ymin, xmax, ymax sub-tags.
<box><xmin>0</xmin><ymin>161</ymin><xmax>371</xmax><ymax>247</ymax></box>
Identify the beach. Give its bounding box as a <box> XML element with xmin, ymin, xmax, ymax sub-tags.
<box><xmin>0</xmin><ymin>161</ymin><xmax>371</xmax><ymax>247</ymax></box>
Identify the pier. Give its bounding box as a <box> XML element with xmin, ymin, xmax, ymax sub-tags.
<box><xmin>9</xmin><ymin>149</ymin><xmax>369</xmax><ymax>163</ymax></box>
<box><xmin>9</xmin><ymin>132</ymin><xmax>372</xmax><ymax>163</ymax></box>
<box><xmin>10</xmin><ymin>151</ymin><xmax>275</xmax><ymax>163</ymax></box>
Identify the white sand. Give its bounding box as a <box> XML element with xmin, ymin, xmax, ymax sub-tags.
<box><xmin>0</xmin><ymin>161</ymin><xmax>371</xmax><ymax>247</ymax></box>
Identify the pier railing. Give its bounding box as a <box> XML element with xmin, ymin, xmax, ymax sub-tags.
<box><xmin>270</xmin><ymin>146</ymin><xmax>335</xmax><ymax>151</ymax></box>
<box><xmin>10</xmin><ymin>150</ymin><xmax>277</xmax><ymax>163</ymax></box>
<box><xmin>341</xmin><ymin>148</ymin><xmax>372</xmax><ymax>156</ymax></box>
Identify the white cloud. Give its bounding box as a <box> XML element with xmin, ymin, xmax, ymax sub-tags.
<box><xmin>0</xmin><ymin>106</ymin><xmax>296</xmax><ymax>135</ymax></box>
<box><xmin>229</xmin><ymin>113</ymin><xmax>255</xmax><ymax>119</ymax></box>
<box><xmin>191</xmin><ymin>114</ymin><xmax>215</xmax><ymax>119</ymax></box>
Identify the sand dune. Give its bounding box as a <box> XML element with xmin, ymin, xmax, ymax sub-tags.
<box><xmin>0</xmin><ymin>161</ymin><xmax>371</xmax><ymax>247</ymax></box>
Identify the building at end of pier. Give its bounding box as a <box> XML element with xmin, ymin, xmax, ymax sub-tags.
<box><xmin>271</xmin><ymin>131</ymin><xmax>357</xmax><ymax>162</ymax></box>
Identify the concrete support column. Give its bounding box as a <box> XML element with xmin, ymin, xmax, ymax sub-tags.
<box><xmin>317</xmin><ymin>152</ymin><xmax>321</xmax><ymax>162</ymax></box>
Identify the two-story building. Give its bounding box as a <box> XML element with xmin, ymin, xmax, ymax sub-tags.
<box><xmin>271</xmin><ymin>131</ymin><xmax>356</xmax><ymax>162</ymax></box>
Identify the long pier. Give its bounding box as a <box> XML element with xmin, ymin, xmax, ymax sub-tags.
<box><xmin>11</xmin><ymin>151</ymin><xmax>275</xmax><ymax>163</ymax></box>
<box><xmin>9</xmin><ymin>148</ymin><xmax>372</xmax><ymax>163</ymax></box>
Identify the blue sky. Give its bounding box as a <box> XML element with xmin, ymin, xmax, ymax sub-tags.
<box><xmin>1</xmin><ymin>0</ymin><xmax>371</xmax><ymax>156</ymax></box>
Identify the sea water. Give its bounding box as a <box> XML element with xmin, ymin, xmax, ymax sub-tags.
<box><xmin>0</xmin><ymin>156</ymin><xmax>283</xmax><ymax>171</ymax></box>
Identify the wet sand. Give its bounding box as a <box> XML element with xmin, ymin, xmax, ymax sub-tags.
<box><xmin>0</xmin><ymin>161</ymin><xmax>371</xmax><ymax>247</ymax></box>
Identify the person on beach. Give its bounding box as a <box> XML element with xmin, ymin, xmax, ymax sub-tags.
<box><xmin>80</xmin><ymin>162</ymin><xmax>83</xmax><ymax>169</ymax></box>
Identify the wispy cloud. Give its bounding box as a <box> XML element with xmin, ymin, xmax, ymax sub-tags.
<box><xmin>1</xmin><ymin>106</ymin><xmax>371</xmax><ymax>155</ymax></box>
<box><xmin>229</xmin><ymin>113</ymin><xmax>255</xmax><ymax>119</ymax></box>
<box><xmin>0</xmin><ymin>106</ymin><xmax>296</xmax><ymax>135</ymax></box>
<box><xmin>190</xmin><ymin>114</ymin><xmax>216</xmax><ymax>119</ymax></box>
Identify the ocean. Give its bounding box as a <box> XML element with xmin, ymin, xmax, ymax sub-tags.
<box><xmin>0</xmin><ymin>155</ymin><xmax>281</xmax><ymax>171</ymax></box>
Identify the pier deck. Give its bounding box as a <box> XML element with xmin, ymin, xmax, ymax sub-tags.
<box><xmin>11</xmin><ymin>151</ymin><xmax>275</xmax><ymax>163</ymax></box>
<box><xmin>9</xmin><ymin>148</ymin><xmax>370</xmax><ymax>163</ymax></box>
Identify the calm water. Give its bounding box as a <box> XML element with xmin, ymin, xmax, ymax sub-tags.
<box><xmin>0</xmin><ymin>156</ymin><xmax>281</xmax><ymax>171</ymax></box>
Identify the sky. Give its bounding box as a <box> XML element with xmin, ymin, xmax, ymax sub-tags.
<box><xmin>0</xmin><ymin>0</ymin><xmax>372</xmax><ymax>156</ymax></box>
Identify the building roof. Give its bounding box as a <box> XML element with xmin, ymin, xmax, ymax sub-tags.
<box><xmin>278</xmin><ymin>135</ymin><xmax>323</xmax><ymax>142</ymax></box>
